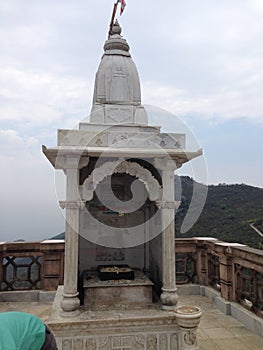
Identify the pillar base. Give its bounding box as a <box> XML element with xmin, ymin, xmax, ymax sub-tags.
<box><xmin>160</xmin><ymin>288</ymin><xmax>179</xmax><ymax>310</ymax></box>
<box><xmin>60</xmin><ymin>292</ymin><xmax>80</xmax><ymax>317</ymax></box>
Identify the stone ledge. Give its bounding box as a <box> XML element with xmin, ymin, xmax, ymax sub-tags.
<box><xmin>0</xmin><ymin>290</ymin><xmax>56</xmax><ymax>303</ymax></box>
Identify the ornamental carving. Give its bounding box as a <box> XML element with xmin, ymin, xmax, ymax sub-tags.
<box><xmin>155</xmin><ymin>201</ymin><xmax>181</xmax><ymax>209</ymax></box>
<box><xmin>183</xmin><ymin>331</ymin><xmax>197</xmax><ymax>346</ymax></box>
<box><xmin>58</xmin><ymin>332</ymin><xmax>179</xmax><ymax>349</ymax></box>
<box><xmin>85</xmin><ymin>339</ymin><xmax>96</xmax><ymax>350</ymax></box>
<box><xmin>59</xmin><ymin>201</ymin><xmax>86</xmax><ymax>210</ymax></box>
<box><xmin>146</xmin><ymin>335</ymin><xmax>158</xmax><ymax>350</ymax></box>
<box><xmin>154</xmin><ymin>158</ymin><xmax>177</xmax><ymax>171</ymax></box>
<box><xmin>82</xmin><ymin>160</ymin><xmax>162</xmax><ymax>202</ymax></box>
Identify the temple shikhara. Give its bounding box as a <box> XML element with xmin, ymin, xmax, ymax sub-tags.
<box><xmin>43</xmin><ymin>14</ymin><xmax>202</xmax><ymax>350</ymax></box>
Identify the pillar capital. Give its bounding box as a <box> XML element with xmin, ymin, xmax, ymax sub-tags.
<box><xmin>55</xmin><ymin>155</ymin><xmax>89</xmax><ymax>170</ymax></box>
<box><xmin>156</xmin><ymin>200</ymin><xmax>181</xmax><ymax>209</ymax></box>
<box><xmin>59</xmin><ymin>200</ymin><xmax>86</xmax><ymax>210</ymax></box>
<box><xmin>154</xmin><ymin>157</ymin><xmax>177</xmax><ymax>171</ymax></box>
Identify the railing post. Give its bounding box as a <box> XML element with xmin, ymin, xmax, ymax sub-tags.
<box><xmin>219</xmin><ymin>251</ymin><xmax>233</xmax><ymax>302</ymax></box>
<box><xmin>196</xmin><ymin>238</ymin><xmax>218</xmax><ymax>286</ymax></box>
<box><xmin>0</xmin><ymin>242</ymin><xmax>4</xmax><ymax>291</ymax></box>
<box><xmin>41</xmin><ymin>240</ymin><xmax>65</xmax><ymax>291</ymax></box>
<box><xmin>196</xmin><ymin>241</ymin><xmax>208</xmax><ymax>285</ymax></box>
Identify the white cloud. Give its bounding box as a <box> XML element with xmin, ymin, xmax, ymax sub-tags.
<box><xmin>0</xmin><ymin>67</ymin><xmax>93</xmax><ymax>127</ymax></box>
<box><xmin>0</xmin><ymin>0</ymin><xmax>262</xmax><ymax>241</ymax></box>
<box><xmin>0</xmin><ymin>129</ymin><xmax>39</xmax><ymax>157</ymax></box>
<box><xmin>142</xmin><ymin>75</ymin><xmax>263</xmax><ymax>124</ymax></box>
<box><xmin>0</xmin><ymin>131</ymin><xmax>64</xmax><ymax>241</ymax></box>
<box><xmin>1</xmin><ymin>0</ymin><xmax>263</xmax><ymax>126</ymax></box>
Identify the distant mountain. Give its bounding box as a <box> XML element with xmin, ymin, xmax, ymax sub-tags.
<box><xmin>175</xmin><ymin>176</ymin><xmax>263</xmax><ymax>249</ymax></box>
<box><xmin>50</xmin><ymin>232</ymin><xmax>65</xmax><ymax>240</ymax></box>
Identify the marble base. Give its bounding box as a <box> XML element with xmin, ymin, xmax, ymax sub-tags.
<box><xmin>48</xmin><ymin>287</ymin><xmax>178</xmax><ymax>350</ymax></box>
<box><xmin>48</xmin><ymin>286</ymin><xmax>201</xmax><ymax>350</ymax></box>
<box><xmin>83</xmin><ymin>270</ymin><xmax>153</xmax><ymax>309</ymax></box>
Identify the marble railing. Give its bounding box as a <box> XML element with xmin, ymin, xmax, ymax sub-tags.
<box><xmin>175</xmin><ymin>237</ymin><xmax>263</xmax><ymax>318</ymax></box>
<box><xmin>0</xmin><ymin>240</ymin><xmax>64</xmax><ymax>291</ymax></box>
<box><xmin>0</xmin><ymin>238</ymin><xmax>262</xmax><ymax>318</ymax></box>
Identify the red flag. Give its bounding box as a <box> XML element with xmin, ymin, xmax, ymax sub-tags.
<box><xmin>118</xmin><ymin>0</ymin><xmax>126</xmax><ymax>15</ymax></box>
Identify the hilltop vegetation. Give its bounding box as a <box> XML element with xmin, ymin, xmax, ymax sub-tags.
<box><xmin>175</xmin><ymin>176</ymin><xmax>263</xmax><ymax>249</ymax></box>
<box><xmin>50</xmin><ymin>176</ymin><xmax>263</xmax><ymax>250</ymax></box>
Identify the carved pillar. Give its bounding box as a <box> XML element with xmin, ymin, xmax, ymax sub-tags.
<box><xmin>155</xmin><ymin>158</ymin><xmax>179</xmax><ymax>310</ymax></box>
<box><xmin>59</xmin><ymin>158</ymin><xmax>84</xmax><ymax>317</ymax></box>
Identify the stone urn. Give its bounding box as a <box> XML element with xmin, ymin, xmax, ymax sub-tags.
<box><xmin>175</xmin><ymin>306</ymin><xmax>202</xmax><ymax>350</ymax></box>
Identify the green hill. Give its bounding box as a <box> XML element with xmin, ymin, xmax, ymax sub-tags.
<box><xmin>175</xmin><ymin>176</ymin><xmax>263</xmax><ymax>249</ymax></box>
<box><xmin>50</xmin><ymin>177</ymin><xmax>263</xmax><ymax>249</ymax></box>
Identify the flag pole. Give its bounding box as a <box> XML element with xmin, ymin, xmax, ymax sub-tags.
<box><xmin>108</xmin><ymin>1</ymin><xmax>118</xmax><ymax>38</ymax></box>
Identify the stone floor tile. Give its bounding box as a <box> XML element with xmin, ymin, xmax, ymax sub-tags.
<box><xmin>0</xmin><ymin>301</ymin><xmax>51</xmax><ymax>321</ymax></box>
<box><xmin>2</xmin><ymin>302</ymin><xmax>30</xmax><ymax>313</ymax></box>
<box><xmin>217</xmin><ymin>316</ymin><xmax>244</xmax><ymax>328</ymax></box>
<box><xmin>214</xmin><ymin>338</ymin><xmax>253</xmax><ymax>350</ymax></box>
<box><xmin>197</xmin><ymin>328</ymin><xmax>210</xmax><ymax>340</ymax></box>
<box><xmin>228</xmin><ymin>326</ymin><xmax>257</xmax><ymax>337</ymax></box>
<box><xmin>199</xmin><ymin>316</ymin><xmax>223</xmax><ymax>329</ymax></box>
<box><xmin>203</xmin><ymin>327</ymin><xmax>234</xmax><ymax>339</ymax></box>
<box><xmin>239</xmin><ymin>335</ymin><xmax>263</xmax><ymax>349</ymax></box>
<box><xmin>28</xmin><ymin>303</ymin><xmax>51</xmax><ymax>321</ymax></box>
<box><xmin>0</xmin><ymin>294</ymin><xmax>262</xmax><ymax>349</ymax></box>
<box><xmin>198</xmin><ymin>339</ymin><xmax>222</xmax><ymax>350</ymax></box>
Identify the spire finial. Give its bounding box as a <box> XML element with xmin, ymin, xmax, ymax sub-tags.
<box><xmin>108</xmin><ymin>1</ymin><xmax>126</xmax><ymax>38</ymax></box>
<box><xmin>111</xmin><ymin>20</ymin><xmax>122</xmax><ymax>35</ymax></box>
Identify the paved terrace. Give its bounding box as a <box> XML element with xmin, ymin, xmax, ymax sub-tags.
<box><xmin>0</xmin><ymin>294</ymin><xmax>262</xmax><ymax>350</ymax></box>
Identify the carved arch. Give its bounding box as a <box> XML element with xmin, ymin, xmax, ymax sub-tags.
<box><xmin>82</xmin><ymin>160</ymin><xmax>162</xmax><ymax>202</ymax></box>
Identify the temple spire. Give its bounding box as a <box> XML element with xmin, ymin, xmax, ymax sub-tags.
<box><xmin>90</xmin><ymin>15</ymin><xmax>148</xmax><ymax>125</ymax></box>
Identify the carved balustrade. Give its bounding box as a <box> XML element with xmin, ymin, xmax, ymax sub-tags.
<box><xmin>175</xmin><ymin>238</ymin><xmax>263</xmax><ymax>318</ymax></box>
<box><xmin>0</xmin><ymin>238</ymin><xmax>262</xmax><ymax>318</ymax></box>
<box><xmin>0</xmin><ymin>241</ymin><xmax>64</xmax><ymax>291</ymax></box>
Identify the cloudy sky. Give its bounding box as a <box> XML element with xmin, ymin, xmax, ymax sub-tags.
<box><xmin>1</xmin><ymin>0</ymin><xmax>263</xmax><ymax>241</ymax></box>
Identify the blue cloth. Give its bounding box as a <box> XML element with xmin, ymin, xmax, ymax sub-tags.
<box><xmin>0</xmin><ymin>312</ymin><xmax>45</xmax><ymax>350</ymax></box>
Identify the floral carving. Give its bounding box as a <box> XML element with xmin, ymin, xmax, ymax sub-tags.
<box><xmin>82</xmin><ymin>160</ymin><xmax>162</xmax><ymax>202</ymax></box>
<box><xmin>183</xmin><ymin>331</ymin><xmax>197</xmax><ymax>346</ymax></box>
<box><xmin>57</xmin><ymin>332</ymin><xmax>182</xmax><ymax>350</ymax></box>
<box><xmin>59</xmin><ymin>201</ymin><xmax>85</xmax><ymax>210</ymax></box>
<box><xmin>155</xmin><ymin>201</ymin><xmax>181</xmax><ymax>209</ymax></box>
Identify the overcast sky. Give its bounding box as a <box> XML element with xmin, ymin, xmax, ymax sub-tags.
<box><xmin>1</xmin><ymin>0</ymin><xmax>263</xmax><ymax>241</ymax></box>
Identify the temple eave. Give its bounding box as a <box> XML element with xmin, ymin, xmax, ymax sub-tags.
<box><xmin>42</xmin><ymin>145</ymin><xmax>202</xmax><ymax>169</ymax></box>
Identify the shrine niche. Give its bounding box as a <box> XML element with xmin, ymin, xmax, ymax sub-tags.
<box><xmin>43</xmin><ymin>12</ymin><xmax>202</xmax><ymax>350</ymax></box>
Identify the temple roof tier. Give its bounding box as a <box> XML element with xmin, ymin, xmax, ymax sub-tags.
<box><xmin>42</xmin><ymin>145</ymin><xmax>202</xmax><ymax>170</ymax></box>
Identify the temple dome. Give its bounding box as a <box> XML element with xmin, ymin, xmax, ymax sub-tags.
<box><xmin>89</xmin><ymin>21</ymin><xmax>148</xmax><ymax>125</ymax></box>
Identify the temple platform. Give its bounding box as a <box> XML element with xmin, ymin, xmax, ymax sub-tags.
<box><xmin>49</xmin><ymin>286</ymin><xmax>179</xmax><ymax>350</ymax></box>
<box><xmin>83</xmin><ymin>269</ymin><xmax>153</xmax><ymax>310</ymax></box>
<box><xmin>1</xmin><ymin>288</ymin><xmax>262</xmax><ymax>349</ymax></box>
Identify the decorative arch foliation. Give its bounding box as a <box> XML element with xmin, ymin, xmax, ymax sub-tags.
<box><xmin>80</xmin><ymin>159</ymin><xmax>163</xmax><ymax>203</ymax></box>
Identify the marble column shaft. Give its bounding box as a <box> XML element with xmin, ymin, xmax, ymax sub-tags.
<box><xmin>159</xmin><ymin>163</ymin><xmax>179</xmax><ymax>310</ymax></box>
<box><xmin>60</xmin><ymin>166</ymin><xmax>81</xmax><ymax>316</ymax></box>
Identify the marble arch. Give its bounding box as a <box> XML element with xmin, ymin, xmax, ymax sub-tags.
<box><xmin>82</xmin><ymin>160</ymin><xmax>162</xmax><ymax>202</ymax></box>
